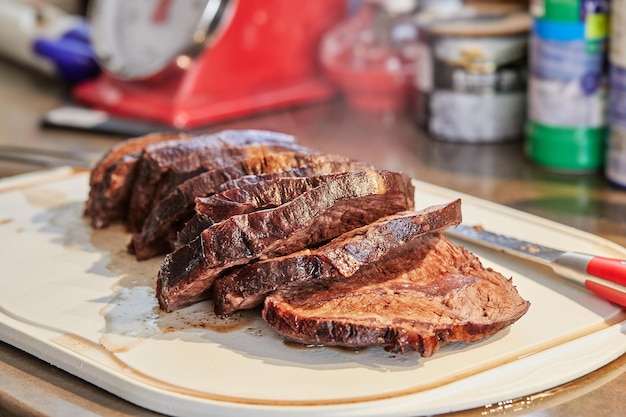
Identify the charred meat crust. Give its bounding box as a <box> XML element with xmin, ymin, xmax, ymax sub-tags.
<box><xmin>156</xmin><ymin>169</ymin><xmax>415</xmax><ymax>312</ymax></box>
<box><xmin>129</xmin><ymin>152</ymin><xmax>364</xmax><ymax>260</ymax></box>
<box><xmin>262</xmin><ymin>233</ymin><xmax>530</xmax><ymax>357</ymax></box>
<box><xmin>174</xmin><ymin>159</ymin><xmax>373</xmax><ymax>248</ymax></box>
<box><xmin>213</xmin><ymin>199</ymin><xmax>462</xmax><ymax>315</ymax></box>
<box><xmin>85</xmin><ymin>131</ymin><xmax>190</xmax><ymax>228</ymax></box>
<box><xmin>125</xmin><ymin>139</ymin><xmax>313</xmax><ymax>232</ymax></box>
<box><xmin>86</xmin><ymin>129</ymin><xmax>299</xmax><ymax>230</ymax></box>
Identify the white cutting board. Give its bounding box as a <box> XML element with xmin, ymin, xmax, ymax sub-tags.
<box><xmin>0</xmin><ymin>167</ymin><xmax>624</xmax><ymax>417</ymax></box>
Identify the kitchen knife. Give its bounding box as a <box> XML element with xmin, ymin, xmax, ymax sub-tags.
<box><xmin>446</xmin><ymin>223</ymin><xmax>626</xmax><ymax>308</ymax></box>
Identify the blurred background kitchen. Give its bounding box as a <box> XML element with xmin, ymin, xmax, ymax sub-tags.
<box><xmin>2</xmin><ymin>0</ymin><xmax>623</xmax><ymax>240</ymax></box>
<box><xmin>1</xmin><ymin>1</ymin><xmax>626</xmax><ymax>416</ymax></box>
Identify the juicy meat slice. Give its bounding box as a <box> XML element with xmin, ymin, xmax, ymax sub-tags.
<box><xmin>156</xmin><ymin>169</ymin><xmax>415</xmax><ymax>312</ymax></box>
<box><xmin>138</xmin><ymin>130</ymin><xmax>296</xmax><ymax>175</ymax></box>
<box><xmin>175</xmin><ymin>160</ymin><xmax>372</xmax><ymax>247</ymax></box>
<box><xmin>195</xmin><ymin>174</ymin><xmax>358</xmax><ymax>222</ymax></box>
<box><xmin>262</xmin><ymin>233</ymin><xmax>530</xmax><ymax>357</ymax></box>
<box><xmin>129</xmin><ymin>152</ymin><xmax>361</xmax><ymax>260</ymax></box>
<box><xmin>212</xmin><ymin>159</ymin><xmax>373</xmax><ymax>192</ymax></box>
<box><xmin>85</xmin><ymin>131</ymin><xmax>190</xmax><ymax>228</ymax></box>
<box><xmin>126</xmin><ymin>134</ymin><xmax>311</xmax><ymax>232</ymax></box>
<box><xmin>213</xmin><ymin>199</ymin><xmax>462</xmax><ymax>315</ymax></box>
<box><xmin>177</xmin><ymin>173</ymin><xmax>354</xmax><ymax>246</ymax></box>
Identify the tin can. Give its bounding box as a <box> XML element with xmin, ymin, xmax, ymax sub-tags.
<box><xmin>414</xmin><ymin>11</ymin><xmax>530</xmax><ymax>143</ymax></box>
<box><xmin>525</xmin><ymin>1</ymin><xmax>609</xmax><ymax>173</ymax></box>
<box><xmin>606</xmin><ymin>63</ymin><xmax>626</xmax><ymax>187</ymax></box>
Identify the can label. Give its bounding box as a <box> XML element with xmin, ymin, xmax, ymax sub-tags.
<box><xmin>431</xmin><ymin>36</ymin><xmax>527</xmax><ymax>94</ymax></box>
<box><xmin>610</xmin><ymin>0</ymin><xmax>626</xmax><ymax>67</ymax></box>
<box><xmin>427</xmin><ymin>91</ymin><xmax>526</xmax><ymax>143</ymax></box>
<box><xmin>529</xmin><ymin>76</ymin><xmax>606</xmax><ymax>127</ymax></box>
<box><xmin>531</xmin><ymin>0</ymin><xmax>610</xmax><ymax>24</ymax></box>
<box><xmin>528</xmin><ymin>18</ymin><xmax>608</xmax><ymax>128</ymax></box>
<box><xmin>605</xmin><ymin>126</ymin><xmax>626</xmax><ymax>186</ymax></box>
<box><xmin>415</xmin><ymin>34</ymin><xmax>528</xmax><ymax>142</ymax></box>
<box><xmin>526</xmin><ymin>122</ymin><xmax>606</xmax><ymax>172</ymax></box>
<box><xmin>530</xmin><ymin>34</ymin><xmax>605</xmax><ymax>83</ymax></box>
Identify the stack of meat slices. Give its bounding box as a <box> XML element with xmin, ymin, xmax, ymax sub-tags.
<box><xmin>86</xmin><ymin>129</ymin><xmax>530</xmax><ymax>357</ymax></box>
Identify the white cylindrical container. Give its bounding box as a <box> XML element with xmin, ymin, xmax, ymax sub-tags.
<box><xmin>414</xmin><ymin>11</ymin><xmax>531</xmax><ymax>143</ymax></box>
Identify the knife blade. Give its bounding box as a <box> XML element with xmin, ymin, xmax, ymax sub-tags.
<box><xmin>446</xmin><ymin>223</ymin><xmax>626</xmax><ymax>308</ymax></box>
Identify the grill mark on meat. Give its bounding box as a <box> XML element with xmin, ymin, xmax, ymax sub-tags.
<box><xmin>262</xmin><ymin>233</ymin><xmax>530</xmax><ymax>357</ymax></box>
<box><xmin>213</xmin><ymin>199</ymin><xmax>462</xmax><ymax>315</ymax></box>
<box><xmin>156</xmin><ymin>169</ymin><xmax>415</xmax><ymax>312</ymax></box>
<box><xmin>125</xmin><ymin>138</ymin><xmax>312</xmax><ymax>232</ymax></box>
<box><xmin>129</xmin><ymin>153</ymin><xmax>361</xmax><ymax>260</ymax></box>
<box><xmin>85</xmin><ymin>131</ymin><xmax>190</xmax><ymax>228</ymax></box>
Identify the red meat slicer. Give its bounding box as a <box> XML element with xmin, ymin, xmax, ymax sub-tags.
<box><xmin>73</xmin><ymin>0</ymin><xmax>347</xmax><ymax>129</ymax></box>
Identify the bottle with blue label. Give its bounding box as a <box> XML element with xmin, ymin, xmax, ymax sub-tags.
<box><xmin>526</xmin><ymin>0</ymin><xmax>609</xmax><ymax>173</ymax></box>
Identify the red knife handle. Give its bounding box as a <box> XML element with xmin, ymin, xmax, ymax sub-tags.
<box><xmin>585</xmin><ymin>280</ymin><xmax>626</xmax><ymax>308</ymax></box>
<box><xmin>586</xmin><ymin>257</ymin><xmax>626</xmax><ymax>287</ymax></box>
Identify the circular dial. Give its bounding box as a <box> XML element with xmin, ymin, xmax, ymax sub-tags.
<box><xmin>90</xmin><ymin>0</ymin><xmax>227</xmax><ymax>80</ymax></box>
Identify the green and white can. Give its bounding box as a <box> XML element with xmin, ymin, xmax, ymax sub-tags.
<box><xmin>526</xmin><ymin>0</ymin><xmax>609</xmax><ymax>172</ymax></box>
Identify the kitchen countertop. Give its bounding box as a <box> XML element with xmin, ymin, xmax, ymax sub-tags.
<box><xmin>0</xmin><ymin>57</ymin><xmax>624</xmax><ymax>417</ymax></box>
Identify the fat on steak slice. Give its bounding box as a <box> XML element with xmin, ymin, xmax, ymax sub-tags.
<box><xmin>156</xmin><ymin>169</ymin><xmax>415</xmax><ymax>312</ymax></box>
<box><xmin>85</xmin><ymin>131</ymin><xmax>190</xmax><ymax>228</ymax></box>
<box><xmin>213</xmin><ymin>199</ymin><xmax>462</xmax><ymax>315</ymax></box>
<box><xmin>262</xmin><ymin>233</ymin><xmax>530</xmax><ymax>357</ymax></box>
<box><xmin>129</xmin><ymin>152</ymin><xmax>358</xmax><ymax>260</ymax></box>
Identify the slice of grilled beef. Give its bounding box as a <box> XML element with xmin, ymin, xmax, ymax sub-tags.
<box><xmin>195</xmin><ymin>174</ymin><xmax>359</xmax><ymax>222</ymax></box>
<box><xmin>210</xmin><ymin>158</ymin><xmax>372</xmax><ymax>193</ymax></box>
<box><xmin>129</xmin><ymin>153</ymin><xmax>363</xmax><ymax>260</ymax></box>
<box><xmin>85</xmin><ymin>131</ymin><xmax>190</xmax><ymax>228</ymax></box>
<box><xmin>213</xmin><ymin>200</ymin><xmax>462</xmax><ymax>315</ymax></box>
<box><xmin>176</xmin><ymin>169</ymin><xmax>371</xmax><ymax>247</ymax></box>
<box><xmin>125</xmin><ymin>134</ymin><xmax>312</xmax><ymax>232</ymax></box>
<box><xmin>175</xmin><ymin>160</ymin><xmax>373</xmax><ymax>247</ymax></box>
<box><xmin>177</xmin><ymin>176</ymin><xmax>339</xmax><ymax>249</ymax></box>
<box><xmin>156</xmin><ymin>169</ymin><xmax>415</xmax><ymax>312</ymax></box>
<box><xmin>262</xmin><ymin>233</ymin><xmax>530</xmax><ymax>357</ymax></box>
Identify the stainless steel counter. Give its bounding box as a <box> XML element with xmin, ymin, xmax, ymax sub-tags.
<box><xmin>1</xmin><ymin>57</ymin><xmax>625</xmax><ymax>417</ymax></box>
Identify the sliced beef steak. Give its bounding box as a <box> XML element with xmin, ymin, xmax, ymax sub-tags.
<box><xmin>211</xmin><ymin>159</ymin><xmax>373</xmax><ymax>193</ymax></box>
<box><xmin>126</xmin><ymin>134</ymin><xmax>312</xmax><ymax>232</ymax></box>
<box><xmin>195</xmin><ymin>174</ymin><xmax>361</xmax><ymax>222</ymax></box>
<box><xmin>178</xmin><ymin>173</ymin><xmax>360</xmax><ymax>246</ymax></box>
<box><xmin>175</xmin><ymin>160</ymin><xmax>372</xmax><ymax>247</ymax></box>
<box><xmin>136</xmin><ymin>130</ymin><xmax>296</xmax><ymax>178</ymax></box>
<box><xmin>129</xmin><ymin>153</ymin><xmax>363</xmax><ymax>260</ymax></box>
<box><xmin>85</xmin><ymin>131</ymin><xmax>190</xmax><ymax>228</ymax></box>
<box><xmin>157</xmin><ymin>169</ymin><xmax>415</xmax><ymax>312</ymax></box>
<box><xmin>262</xmin><ymin>233</ymin><xmax>530</xmax><ymax>357</ymax></box>
<box><xmin>213</xmin><ymin>199</ymin><xmax>462</xmax><ymax>315</ymax></box>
